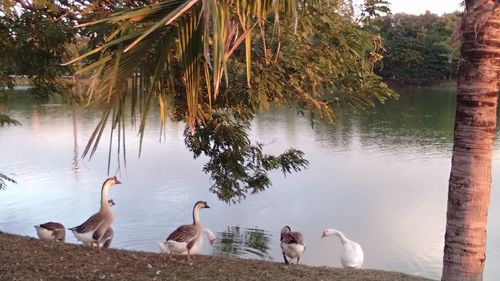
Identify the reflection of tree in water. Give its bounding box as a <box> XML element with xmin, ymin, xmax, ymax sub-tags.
<box><xmin>213</xmin><ymin>226</ymin><xmax>273</xmax><ymax>260</ymax></box>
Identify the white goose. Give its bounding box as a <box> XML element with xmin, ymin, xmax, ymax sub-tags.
<box><xmin>161</xmin><ymin>200</ymin><xmax>210</xmax><ymax>261</ymax></box>
<box><xmin>34</xmin><ymin>222</ymin><xmax>66</xmax><ymax>242</ymax></box>
<box><xmin>68</xmin><ymin>177</ymin><xmax>121</xmax><ymax>250</ymax></box>
<box><xmin>83</xmin><ymin>199</ymin><xmax>116</xmax><ymax>249</ymax></box>
<box><xmin>280</xmin><ymin>226</ymin><xmax>305</xmax><ymax>264</ymax></box>
<box><xmin>321</xmin><ymin>228</ymin><xmax>364</xmax><ymax>268</ymax></box>
<box><xmin>159</xmin><ymin>228</ymin><xmax>216</xmax><ymax>255</ymax></box>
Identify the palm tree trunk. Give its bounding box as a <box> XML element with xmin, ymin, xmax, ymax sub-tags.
<box><xmin>442</xmin><ymin>1</ymin><xmax>500</xmax><ymax>280</ymax></box>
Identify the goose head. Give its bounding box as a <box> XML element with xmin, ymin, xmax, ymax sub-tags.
<box><xmin>194</xmin><ymin>200</ymin><xmax>210</xmax><ymax>209</ymax></box>
<box><xmin>108</xmin><ymin>199</ymin><xmax>116</xmax><ymax>207</ymax></box>
<box><xmin>321</xmin><ymin>228</ymin><xmax>342</xmax><ymax>238</ymax></box>
<box><xmin>104</xmin><ymin>176</ymin><xmax>121</xmax><ymax>186</ymax></box>
<box><xmin>281</xmin><ymin>225</ymin><xmax>291</xmax><ymax>235</ymax></box>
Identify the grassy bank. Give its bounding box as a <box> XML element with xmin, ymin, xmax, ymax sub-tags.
<box><xmin>0</xmin><ymin>232</ymin><xmax>434</xmax><ymax>281</ymax></box>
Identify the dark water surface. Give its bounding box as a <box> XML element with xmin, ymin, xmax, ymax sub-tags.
<box><xmin>1</xmin><ymin>88</ymin><xmax>499</xmax><ymax>280</ymax></box>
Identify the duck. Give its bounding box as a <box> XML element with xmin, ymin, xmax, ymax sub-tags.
<box><xmin>280</xmin><ymin>226</ymin><xmax>305</xmax><ymax>264</ymax></box>
<box><xmin>34</xmin><ymin>222</ymin><xmax>66</xmax><ymax>242</ymax></box>
<box><xmin>159</xmin><ymin>228</ymin><xmax>216</xmax><ymax>255</ymax></box>
<box><xmin>162</xmin><ymin>200</ymin><xmax>210</xmax><ymax>260</ymax></box>
<box><xmin>68</xmin><ymin>176</ymin><xmax>121</xmax><ymax>250</ymax></box>
<box><xmin>321</xmin><ymin>228</ymin><xmax>364</xmax><ymax>268</ymax></box>
<box><xmin>83</xmin><ymin>199</ymin><xmax>116</xmax><ymax>249</ymax></box>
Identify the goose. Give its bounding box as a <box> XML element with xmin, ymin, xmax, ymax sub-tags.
<box><xmin>321</xmin><ymin>228</ymin><xmax>364</xmax><ymax>269</ymax></box>
<box><xmin>83</xmin><ymin>199</ymin><xmax>116</xmax><ymax>249</ymax></box>
<box><xmin>68</xmin><ymin>176</ymin><xmax>121</xmax><ymax>250</ymax></box>
<box><xmin>159</xmin><ymin>228</ymin><xmax>216</xmax><ymax>255</ymax></box>
<box><xmin>280</xmin><ymin>226</ymin><xmax>305</xmax><ymax>264</ymax></box>
<box><xmin>34</xmin><ymin>222</ymin><xmax>66</xmax><ymax>242</ymax></box>
<box><xmin>162</xmin><ymin>200</ymin><xmax>210</xmax><ymax>261</ymax></box>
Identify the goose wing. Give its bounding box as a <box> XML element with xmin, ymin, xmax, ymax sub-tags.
<box><xmin>70</xmin><ymin>212</ymin><xmax>104</xmax><ymax>233</ymax></box>
<box><xmin>282</xmin><ymin>231</ymin><xmax>304</xmax><ymax>245</ymax></box>
<box><xmin>39</xmin><ymin>222</ymin><xmax>64</xmax><ymax>231</ymax></box>
<box><xmin>167</xmin><ymin>224</ymin><xmax>197</xmax><ymax>243</ymax></box>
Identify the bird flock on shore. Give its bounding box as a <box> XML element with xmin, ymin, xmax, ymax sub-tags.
<box><xmin>34</xmin><ymin>176</ymin><xmax>364</xmax><ymax>268</ymax></box>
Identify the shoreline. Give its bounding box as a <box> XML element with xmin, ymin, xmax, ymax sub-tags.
<box><xmin>0</xmin><ymin>231</ymin><xmax>434</xmax><ymax>281</ymax></box>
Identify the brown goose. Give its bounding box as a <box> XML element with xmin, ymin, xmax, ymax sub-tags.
<box><xmin>84</xmin><ymin>199</ymin><xmax>116</xmax><ymax>249</ymax></box>
<box><xmin>34</xmin><ymin>222</ymin><xmax>66</xmax><ymax>242</ymax></box>
<box><xmin>280</xmin><ymin>226</ymin><xmax>305</xmax><ymax>264</ymax></box>
<box><xmin>163</xmin><ymin>200</ymin><xmax>210</xmax><ymax>261</ymax></box>
<box><xmin>68</xmin><ymin>177</ymin><xmax>121</xmax><ymax>250</ymax></box>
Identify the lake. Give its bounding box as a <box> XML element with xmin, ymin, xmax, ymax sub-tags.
<box><xmin>1</xmin><ymin>88</ymin><xmax>499</xmax><ymax>280</ymax></box>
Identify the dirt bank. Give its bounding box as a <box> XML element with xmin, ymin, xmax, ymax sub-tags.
<box><xmin>0</xmin><ymin>232</ymin><xmax>433</xmax><ymax>281</ymax></box>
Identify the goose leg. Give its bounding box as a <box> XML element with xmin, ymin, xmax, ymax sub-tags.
<box><xmin>187</xmin><ymin>249</ymin><xmax>191</xmax><ymax>261</ymax></box>
<box><xmin>297</xmin><ymin>257</ymin><xmax>300</xmax><ymax>265</ymax></box>
<box><xmin>169</xmin><ymin>253</ymin><xmax>176</xmax><ymax>261</ymax></box>
<box><xmin>282</xmin><ymin>253</ymin><xmax>289</xmax><ymax>264</ymax></box>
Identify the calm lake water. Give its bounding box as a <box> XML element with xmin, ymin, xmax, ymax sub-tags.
<box><xmin>1</xmin><ymin>88</ymin><xmax>500</xmax><ymax>280</ymax></box>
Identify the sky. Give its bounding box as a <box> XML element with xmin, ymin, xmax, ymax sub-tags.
<box><xmin>355</xmin><ymin>0</ymin><xmax>463</xmax><ymax>15</ymax></box>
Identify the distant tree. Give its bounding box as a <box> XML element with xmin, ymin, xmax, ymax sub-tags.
<box><xmin>442</xmin><ymin>0</ymin><xmax>500</xmax><ymax>280</ymax></box>
<box><xmin>378</xmin><ymin>12</ymin><xmax>460</xmax><ymax>83</ymax></box>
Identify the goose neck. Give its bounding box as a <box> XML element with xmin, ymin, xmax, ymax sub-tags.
<box><xmin>329</xmin><ymin>229</ymin><xmax>348</xmax><ymax>244</ymax></box>
<box><xmin>100</xmin><ymin>182</ymin><xmax>112</xmax><ymax>211</ymax></box>
<box><xmin>192</xmin><ymin>205</ymin><xmax>201</xmax><ymax>225</ymax></box>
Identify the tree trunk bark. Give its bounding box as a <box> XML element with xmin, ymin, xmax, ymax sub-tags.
<box><xmin>442</xmin><ymin>1</ymin><xmax>500</xmax><ymax>280</ymax></box>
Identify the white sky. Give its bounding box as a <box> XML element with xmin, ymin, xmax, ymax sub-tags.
<box><xmin>355</xmin><ymin>0</ymin><xmax>464</xmax><ymax>15</ymax></box>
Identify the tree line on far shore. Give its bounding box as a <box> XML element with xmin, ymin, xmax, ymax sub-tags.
<box><xmin>376</xmin><ymin>11</ymin><xmax>461</xmax><ymax>85</ymax></box>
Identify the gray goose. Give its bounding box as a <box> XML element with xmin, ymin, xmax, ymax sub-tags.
<box><xmin>163</xmin><ymin>200</ymin><xmax>210</xmax><ymax>261</ymax></box>
<box><xmin>68</xmin><ymin>177</ymin><xmax>121</xmax><ymax>250</ymax></box>
<box><xmin>280</xmin><ymin>225</ymin><xmax>305</xmax><ymax>264</ymax></box>
<box><xmin>34</xmin><ymin>222</ymin><xmax>66</xmax><ymax>242</ymax></box>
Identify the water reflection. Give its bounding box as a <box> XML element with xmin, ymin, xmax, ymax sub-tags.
<box><xmin>72</xmin><ymin>109</ymin><xmax>80</xmax><ymax>181</ymax></box>
<box><xmin>213</xmin><ymin>226</ymin><xmax>273</xmax><ymax>260</ymax></box>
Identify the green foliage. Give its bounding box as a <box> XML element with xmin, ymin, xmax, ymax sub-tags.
<box><xmin>0</xmin><ymin>4</ymin><xmax>76</xmax><ymax>99</ymax></box>
<box><xmin>358</xmin><ymin>0</ymin><xmax>391</xmax><ymax>29</ymax></box>
<box><xmin>239</xmin><ymin>3</ymin><xmax>396</xmax><ymax>118</ymax></box>
<box><xmin>377</xmin><ymin>12</ymin><xmax>461</xmax><ymax>83</ymax></box>
<box><xmin>186</xmin><ymin>110</ymin><xmax>309</xmax><ymax>203</ymax></box>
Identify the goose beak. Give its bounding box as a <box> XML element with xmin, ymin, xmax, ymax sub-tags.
<box><xmin>205</xmin><ymin>204</ymin><xmax>210</xmax><ymax>208</ymax></box>
<box><xmin>115</xmin><ymin>179</ymin><xmax>121</xmax><ymax>184</ymax></box>
<box><xmin>321</xmin><ymin>232</ymin><xmax>326</xmax><ymax>238</ymax></box>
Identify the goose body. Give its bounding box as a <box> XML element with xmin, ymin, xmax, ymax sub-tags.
<box><xmin>34</xmin><ymin>222</ymin><xmax>65</xmax><ymax>242</ymax></box>
<box><xmin>83</xmin><ymin>199</ymin><xmax>116</xmax><ymax>249</ymax></box>
<box><xmin>159</xmin><ymin>228</ymin><xmax>216</xmax><ymax>255</ymax></box>
<box><xmin>321</xmin><ymin>228</ymin><xmax>364</xmax><ymax>269</ymax></box>
<box><xmin>163</xmin><ymin>201</ymin><xmax>210</xmax><ymax>260</ymax></box>
<box><xmin>280</xmin><ymin>226</ymin><xmax>305</xmax><ymax>264</ymax></box>
<box><xmin>69</xmin><ymin>177</ymin><xmax>121</xmax><ymax>249</ymax></box>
